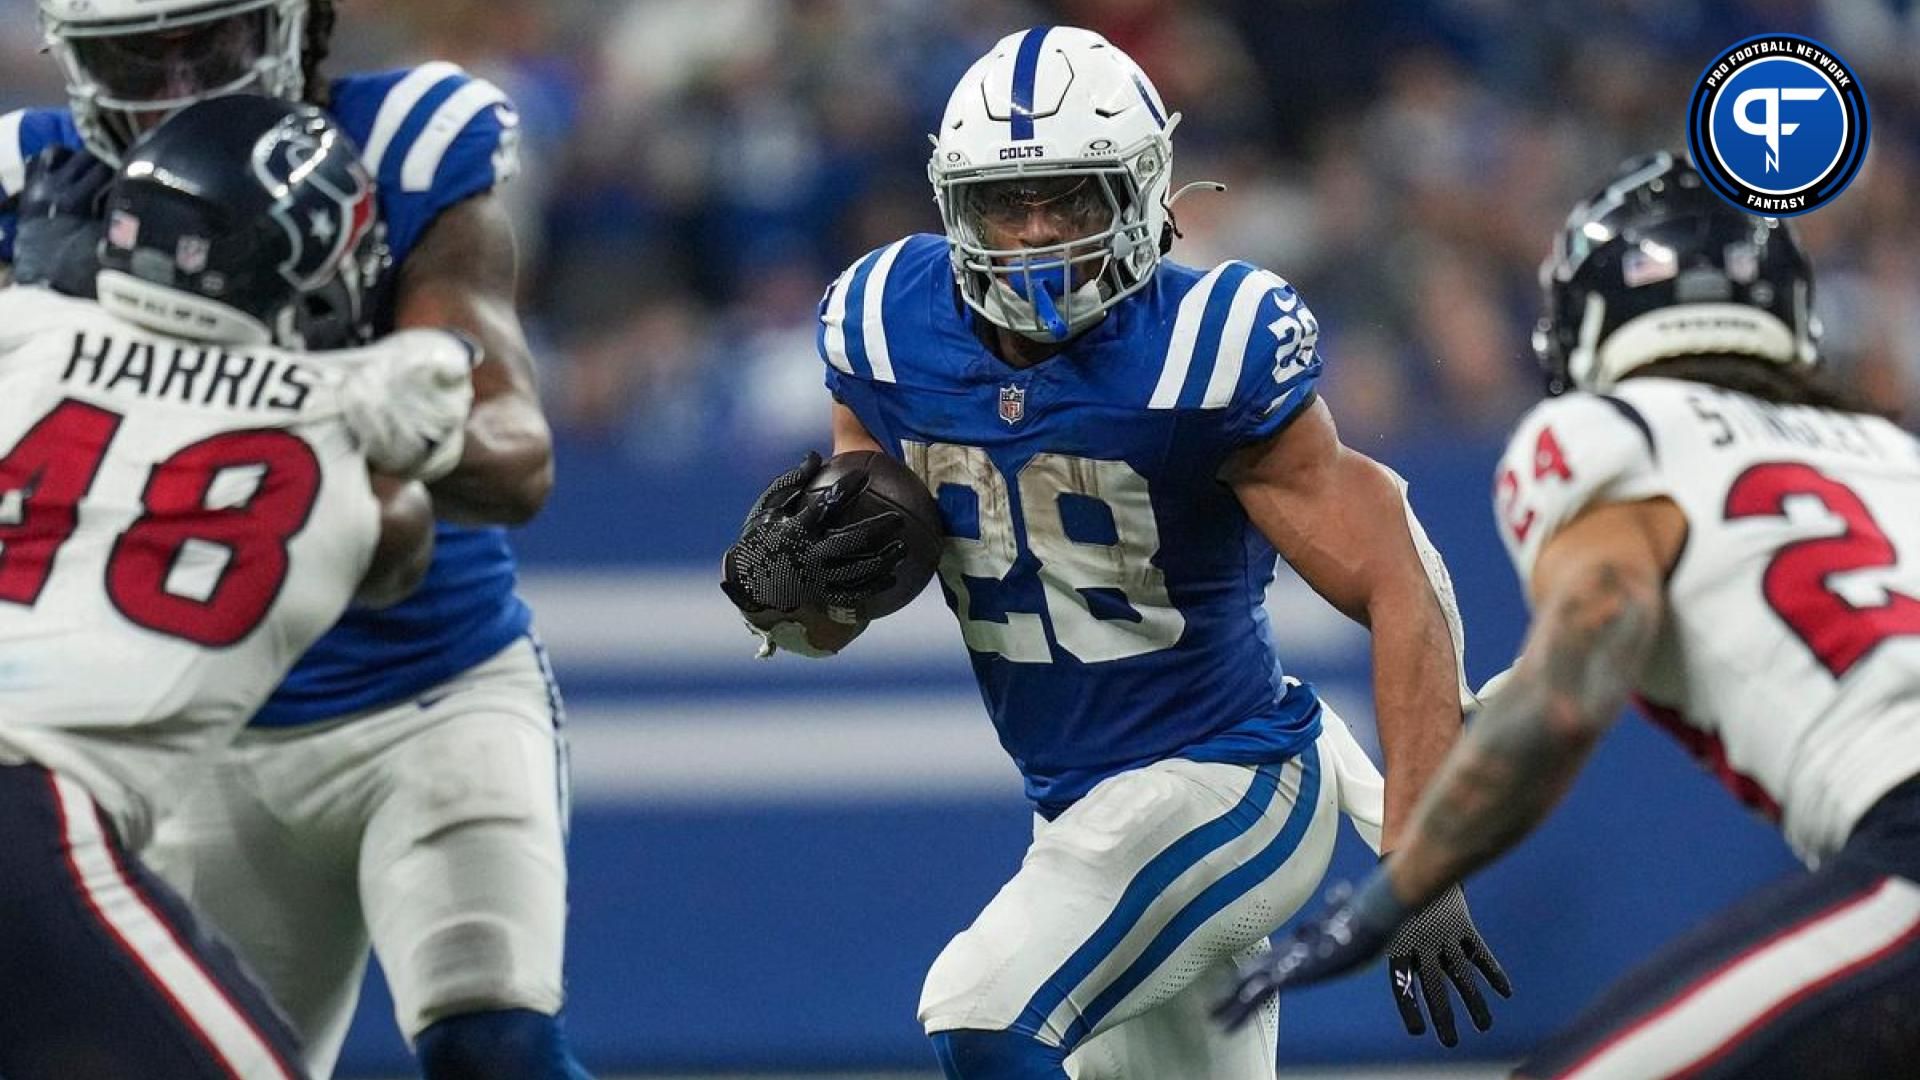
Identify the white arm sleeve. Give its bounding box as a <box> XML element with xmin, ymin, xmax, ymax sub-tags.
<box><xmin>1385</xmin><ymin>467</ymin><xmax>1478</xmax><ymax>713</ymax></box>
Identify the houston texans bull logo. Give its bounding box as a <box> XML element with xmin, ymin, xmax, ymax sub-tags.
<box><xmin>249</xmin><ymin>112</ymin><xmax>378</xmax><ymax>293</ymax></box>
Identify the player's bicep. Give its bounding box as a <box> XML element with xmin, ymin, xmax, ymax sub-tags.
<box><xmin>1529</xmin><ymin>498</ymin><xmax>1685</xmax><ymax>612</ymax></box>
<box><xmin>832</xmin><ymin>401</ymin><xmax>884</xmax><ymax>455</ymax></box>
<box><xmin>1227</xmin><ymin>399</ymin><xmax>1414</xmax><ymax>622</ymax></box>
<box><xmin>358</xmin><ymin>471</ymin><xmax>435</xmax><ymax>608</ymax></box>
<box><xmin>395</xmin><ymin>192</ymin><xmax>534</xmax><ymax>398</ymax></box>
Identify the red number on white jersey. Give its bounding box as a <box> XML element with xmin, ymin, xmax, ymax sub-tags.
<box><xmin>1724</xmin><ymin>461</ymin><xmax>1920</xmax><ymax>678</ymax></box>
<box><xmin>0</xmin><ymin>398</ymin><xmax>322</xmax><ymax>646</ymax></box>
<box><xmin>1497</xmin><ymin>425</ymin><xmax>1575</xmax><ymax>544</ymax></box>
<box><xmin>0</xmin><ymin>400</ymin><xmax>123</xmax><ymax>604</ymax></box>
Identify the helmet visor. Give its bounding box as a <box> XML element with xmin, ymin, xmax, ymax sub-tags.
<box><xmin>955</xmin><ymin>174</ymin><xmax>1120</xmax><ymax>252</ymax></box>
<box><xmin>68</xmin><ymin>9</ymin><xmax>271</xmax><ymax>111</ymax></box>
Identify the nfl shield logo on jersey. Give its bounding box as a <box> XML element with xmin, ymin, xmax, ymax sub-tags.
<box><xmin>999</xmin><ymin>384</ymin><xmax>1026</xmax><ymax>426</ymax></box>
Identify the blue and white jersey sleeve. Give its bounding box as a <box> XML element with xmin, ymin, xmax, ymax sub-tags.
<box><xmin>0</xmin><ymin>109</ymin><xmax>86</xmax><ymax>265</ymax></box>
<box><xmin>1145</xmin><ymin>261</ymin><xmax>1325</xmax><ymax>452</ymax></box>
<box><xmin>328</xmin><ymin>63</ymin><xmax>522</xmax><ymax>264</ymax></box>
<box><xmin>816</xmin><ymin>235</ymin><xmax>936</xmax><ymax>406</ymax></box>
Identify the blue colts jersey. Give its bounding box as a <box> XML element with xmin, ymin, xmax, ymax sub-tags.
<box><xmin>821</xmin><ymin>235</ymin><xmax>1328</xmax><ymax>811</ymax></box>
<box><xmin>0</xmin><ymin>65</ymin><xmax>533</xmax><ymax>726</ymax></box>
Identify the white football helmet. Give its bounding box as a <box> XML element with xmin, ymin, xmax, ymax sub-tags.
<box><xmin>39</xmin><ymin>0</ymin><xmax>312</xmax><ymax>164</ymax></box>
<box><xmin>930</xmin><ymin>27</ymin><xmax>1201</xmax><ymax>343</ymax></box>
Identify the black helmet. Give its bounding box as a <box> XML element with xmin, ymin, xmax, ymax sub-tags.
<box><xmin>1534</xmin><ymin>152</ymin><xmax>1818</xmax><ymax>395</ymax></box>
<box><xmin>95</xmin><ymin>94</ymin><xmax>388</xmax><ymax>349</ymax></box>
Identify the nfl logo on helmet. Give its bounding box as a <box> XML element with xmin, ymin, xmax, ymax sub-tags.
<box><xmin>998</xmin><ymin>384</ymin><xmax>1026</xmax><ymax>425</ymax></box>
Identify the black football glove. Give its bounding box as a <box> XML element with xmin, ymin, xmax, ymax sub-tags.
<box><xmin>722</xmin><ymin>452</ymin><xmax>909</xmax><ymax>635</ymax></box>
<box><xmin>13</xmin><ymin>146</ymin><xmax>112</xmax><ymax>299</ymax></box>
<box><xmin>1384</xmin><ymin>882</ymin><xmax>1511</xmax><ymax>1047</ymax></box>
<box><xmin>1214</xmin><ymin>874</ymin><xmax>1510</xmax><ymax>1048</ymax></box>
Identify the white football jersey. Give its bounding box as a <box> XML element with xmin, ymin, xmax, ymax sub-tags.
<box><xmin>0</xmin><ymin>287</ymin><xmax>382</xmax><ymax>845</ymax></box>
<box><xmin>1495</xmin><ymin>376</ymin><xmax>1920</xmax><ymax>866</ymax></box>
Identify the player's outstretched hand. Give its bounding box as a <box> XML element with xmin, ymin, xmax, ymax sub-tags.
<box><xmin>14</xmin><ymin>145</ymin><xmax>114</xmax><ymax>298</ymax></box>
<box><xmin>338</xmin><ymin>329</ymin><xmax>478</xmax><ymax>482</ymax></box>
<box><xmin>1385</xmin><ymin>884</ymin><xmax>1512</xmax><ymax>1047</ymax></box>
<box><xmin>1213</xmin><ymin>876</ymin><xmax>1405</xmax><ymax>1031</ymax></box>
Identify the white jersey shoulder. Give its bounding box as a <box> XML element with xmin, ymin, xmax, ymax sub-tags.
<box><xmin>0</xmin><ymin>289</ymin><xmax>381</xmax><ymax>844</ymax></box>
<box><xmin>1492</xmin><ymin>387</ymin><xmax>1666</xmax><ymax>581</ymax></box>
<box><xmin>1499</xmin><ymin>376</ymin><xmax>1920</xmax><ymax>865</ymax></box>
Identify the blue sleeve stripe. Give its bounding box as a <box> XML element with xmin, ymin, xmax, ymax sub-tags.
<box><xmin>1148</xmin><ymin>262</ymin><xmax>1233</xmax><ymax>409</ymax></box>
<box><xmin>819</xmin><ymin>259</ymin><xmax>863</xmax><ymax>375</ymax></box>
<box><xmin>399</xmin><ymin>77</ymin><xmax>510</xmax><ymax>193</ymax></box>
<box><xmin>856</xmin><ymin>238</ymin><xmax>909</xmax><ymax>384</ymax></box>
<box><xmin>359</xmin><ymin>61</ymin><xmax>463</xmax><ymax>177</ymax></box>
<box><xmin>1176</xmin><ymin>262</ymin><xmax>1256</xmax><ymax>409</ymax></box>
<box><xmin>1202</xmin><ymin>269</ymin><xmax>1289</xmax><ymax>409</ymax></box>
<box><xmin>0</xmin><ymin>111</ymin><xmax>25</xmax><ymax>196</ymax></box>
<box><xmin>840</xmin><ymin>249</ymin><xmax>885</xmax><ymax>377</ymax></box>
<box><xmin>1009</xmin><ymin>26</ymin><xmax>1051</xmax><ymax>140</ymax></box>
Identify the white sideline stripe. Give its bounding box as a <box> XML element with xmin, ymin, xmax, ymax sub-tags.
<box><xmin>562</xmin><ymin>695</ymin><xmax>1018</xmax><ymax>804</ymax></box>
<box><xmin>860</xmin><ymin>239</ymin><xmax>908</xmax><ymax>383</ymax></box>
<box><xmin>557</xmin><ymin>681</ymin><xmax>1372</xmax><ymax>805</ymax></box>
<box><xmin>400</xmin><ymin>78</ymin><xmax>510</xmax><ymax>192</ymax></box>
<box><xmin>1149</xmin><ymin>263</ymin><xmax>1229</xmax><ymax>409</ymax></box>
<box><xmin>821</xmin><ymin>260</ymin><xmax>861</xmax><ymax>374</ymax></box>
<box><xmin>1564</xmin><ymin>876</ymin><xmax>1920</xmax><ymax>1080</ymax></box>
<box><xmin>52</xmin><ymin>773</ymin><xmax>294</xmax><ymax>1079</ymax></box>
<box><xmin>1202</xmin><ymin>270</ymin><xmax>1284</xmax><ymax>409</ymax></box>
<box><xmin>517</xmin><ymin>567</ymin><xmax>1367</xmax><ymax>674</ymax></box>
<box><xmin>361</xmin><ymin>61</ymin><xmax>463</xmax><ymax>176</ymax></box>
<box><xmin>0</xmin><ymin>111</ymin><xmax>25</xmax><ymax>197</ymax></box>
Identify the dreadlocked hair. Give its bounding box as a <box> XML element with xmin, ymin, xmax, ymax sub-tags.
<box><xmin>303</xmin><ymin>0</ymin><xmax>336</xmax><ymax>107</ymax></box>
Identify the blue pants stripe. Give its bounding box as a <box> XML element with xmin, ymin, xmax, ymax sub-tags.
<box><xmin>1061</xmin><ymin>750</ymin><xmax>1322</xmax><ymax>1047</ymax></box>
<box><xmin>1012</xmin><ymin>760</ymin><xmax>1286</xmax><ymax>1037</ymax></box>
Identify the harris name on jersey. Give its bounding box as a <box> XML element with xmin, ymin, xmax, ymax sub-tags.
<box><xmin>62</xmin><ymin>328</ymin><xmax>318</xmax><ymax>414</ymax></box>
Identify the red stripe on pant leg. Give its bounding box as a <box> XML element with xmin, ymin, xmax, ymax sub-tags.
<box><xmin>87</xmin><ymin>803</ymin><xmax>304</xmax><ymax>1080</ymax></box>
<box><xmin>1673</xmin><ymin>906</ymin><xmax>1920</xmax><ymax>1079</ymax></box>
<box><xmin>44</xmin><ymin>772</ymin><xmax>247</xmax><ymax>1080</ymax></box>
<box><xmin>1551</xmin><ymin>882</ymin><xmax>1890</xmax><ymax>1080</ymax></box>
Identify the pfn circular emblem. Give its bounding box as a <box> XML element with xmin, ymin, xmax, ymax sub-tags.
<box><xmin>1688</xmin><ymin>34</ymin><xmax>1869</xmax><ymax>217</ymax></box>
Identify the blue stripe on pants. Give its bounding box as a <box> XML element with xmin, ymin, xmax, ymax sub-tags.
<box><xmin>1061</xmin><ymin>750</ymin><xmax>1323</xmax><ymax>1047</ymax></box>
<box><xmin>1012</xmin><ymin>761</ymin><xmax>1287</xmax><ymax>1037</ymax></box>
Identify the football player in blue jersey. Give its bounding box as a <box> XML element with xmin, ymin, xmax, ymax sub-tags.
<box><xmin>2</xmin><ymin>3</ymin><xmax>585</xmax><ymax>1078</ymax></box>
<box><xmin>724</xmin><ymin>26</ymin><xmax>1512</xmax><ymax>1079</ymax></box>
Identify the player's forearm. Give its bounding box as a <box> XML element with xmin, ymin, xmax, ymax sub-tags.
<box><xmin>1387</xmin><ymin>558</ymin><xmax>1657</xmax><ymax>905</ymax></box>
<box><xmin>395</xmin><ymin>197</ymin><xmax>553</xmax><ymax>525</ymax></box>
<box><xmin>1368</xmin><ymin>570</ymin><xmax>1467</xmax><ymax>851</ymax></box>
<box><xmin>428</xmin><ymin>390</ymin><xmax>554</xmax><ymax>525</ymax></box>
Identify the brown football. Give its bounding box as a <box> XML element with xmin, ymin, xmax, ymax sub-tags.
<box><xmin>803</xmin><ymin>450</ymin><xmax>944</xmax><ymax>620</ymax></box>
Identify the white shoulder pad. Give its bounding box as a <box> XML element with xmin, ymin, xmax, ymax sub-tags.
<box><xmin>0</xmin><ymin>286</ymin><xmax>93</xmax><ymax>353</ymax></box>
<box><xmin>1493</xmin><ymin>391</ymin><xmax>1667</xmax><ymax>585</ymax></box>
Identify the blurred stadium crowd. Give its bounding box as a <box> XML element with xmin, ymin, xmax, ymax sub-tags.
<box><xmin>5</xmin><ymin>0</ymin><xmax>1917</xmax><ymax>455</ymax></box>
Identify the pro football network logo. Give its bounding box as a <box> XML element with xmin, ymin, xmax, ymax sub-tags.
<box><xmin>1687</xmin><ymin>33</ymin><xmax>1869</xmax><ymax>216</ymax></box>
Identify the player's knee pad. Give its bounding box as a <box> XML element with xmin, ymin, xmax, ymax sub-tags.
<box><xmin>929</xmin><ymin>1028</ymin><xmax>1068</xmax><ymax>1080</ymax></box>
<box><xmin>414</xmin><ymin>1008</ymin><xmax>590</xmax><ymax>1080</ymax></box>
